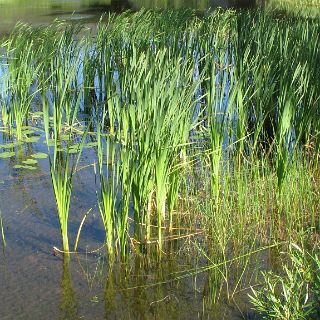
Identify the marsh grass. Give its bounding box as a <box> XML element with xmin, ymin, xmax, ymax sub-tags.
<box><xmin>40</xmin><ymin>32</ymin><xmax>89</xmax><ymax>255</ymax></box>
<box><xmin>0</xmin><ymin>7</ymin><xmax>319</xmax><ymax>307</ymax></box>
<box><xmin>250</xmin><ymin>244</ymin><xmax>320</xmax><ymax>319</ymax></box>
<box><xmin>96</xmin><ymin>110</ymin><xmax>118</xmax><ymax>260</ymax></box>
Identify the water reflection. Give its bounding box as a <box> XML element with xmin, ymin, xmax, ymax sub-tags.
<box><xmin>60</xmin><ymin>258</ymin><xmax>80</xmax><ymax>320</ymax></box>
<box><xmin>0</xmin><ymin>0</ymin><xmax>258</xmax><ymax>35</ymax></box>
<box><xmin>130</xmin><ymin>0</ymin><xmax>257</xmax><ymax>9</ymax></box>
<box><xmin>102</xmin><ymin>254</ymin><xmax>214</xmax><ymax>319</ymax></box>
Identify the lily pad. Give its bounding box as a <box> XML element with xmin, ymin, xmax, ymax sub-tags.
<box><xmin>22</xmin><ymin>130</ymin><xmax>37</xmax><ymax>135</ymax></box>
<box><xmin>0</xmin><ymin>151</ymin><xmax>15</xmax><ymax>158</ymax></box>
<box><xmin>23</xmin><ymin>136</ymin><xmax>40</xmax><ymax>143</ymax></box>
<box><xmin>60</xmin><ymin>134</ymin><xmax>71</xmax><ymax>141</ymax></box>
<box><xmin>31</xmin><ymin>111</ymin><xmax>43</xmax><ymax>116</ymax></box>
<box><xmin>13</xmin><ymin>165</ymin><xmax>37</xmax><ymax>170</ymax></box>
<box><xmin>44</xmin><ymin>139</ymin><xmax>55</xmax><ymax>146</ymax></box>
<box><xmin>22</xmin><ymin>159</ymin><xmax>38</xmax><ymax>165</ymax></box>
<box><xmin>0</xmin><ymin>141</ymin><xmax>24</xmax><ymax>149</ymax></box>
<box><xmin>31</xmin><ymin>153</ymin><xmax>48</xmax><ymax>159</ymax></box>
<box><xmin>0</xmin><ymin>142</ymin><xmax>15</xmax><ymax>149</ymax></box>
<box><xmin>22</xmin><ymin>126</ymin><xmax>41</xmax><ymax>132</ymax></box>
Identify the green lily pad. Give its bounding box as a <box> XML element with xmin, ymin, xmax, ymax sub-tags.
<box><xmin>13</xmin><ymin>165</ymin><xmax>37</xmax><ymax>170</ymax></box>
<box><xmin>22</xmin><ymin>125</ymin><xmax>41</xmax><ymax>131</ymax></box>
<box><xmin>31</xmin><ymin>153</ymin><xmax>48</xmax><ymax>159</ymax></box>
<box><xmin>24</xmin><ymin>136</ymin><xmax>40</xmax><ymax>143</ymax></box>
<box><xmin>0</xmin><ymin>141</ymin><xmax>24</xmax><ymax>149</ymax></box>
<box><xmin>0</xmin><ymin>151</ymin><xmax>15</xmax><ymax>158</ymax></box>
<box><xmin>22</xmin><ymin>159</ymin><xmax>38</xmax><ymax>165</ymax></box>
<box><xmin>22</xmin><ymin>130</ymin><xmax>37</xmax><ymax>135</ymax></box>
<box><xmin>60</xmin><ymin>134</ymin><xmax>71</xmax><ymax>141</ymax></box>
<box><xmin>44</xmin><ymin>139</ymin><xmax>55</xmax><ymax>146</ymax></box>
<box><xmin>31</xmin><ymin>111</ymin><xmax>43</xmax><ymax>116</ymax></box>
<box><xmin>0</xmin><ymin>180</ymin><xmax>4</xmax><ymax>184</ymax></box>
<box><xmin>0</xmin><ymin>142</ymin><xmax>15</xmax><ymax>149</ymax></box>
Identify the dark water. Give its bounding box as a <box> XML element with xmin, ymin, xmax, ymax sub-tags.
<box><xmin>0</xmin><ymin>0</ymin><xmax>258</xmax><ymax>34</ymax></box>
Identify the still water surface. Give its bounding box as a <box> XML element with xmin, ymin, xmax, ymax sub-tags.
<box><xmin>0</xmin><ymin>131</ymin><xmax>262</xmax><ymax>319</ymax></box>
<box><xmin>0</xmin><ymin>0</ymin><xmax>257</xmax><ymax>34</ymax></box>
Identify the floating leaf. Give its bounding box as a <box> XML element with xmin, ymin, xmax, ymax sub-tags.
<box><xmin>44</xmin><ymin>139</ymin><xmax>55</xmax><ymax>146</ymax></box>
<box><xmin>0</xmin><ymin>180</ymin><xmax>4</xmax><ymax>184</ymax></box>
<box><xmin>0</xmin><ymin>141</ymin><xmax>24</xmax><ymax>149</ymax></box>
<box><xmin>22</xmin><ymin>159</ymin><xmax>38</xmax><ymax>165</ymax></box>
<box><xmin>68</xmin><ymin>148</ymin><xmax>79</xmax><ymax>154</ymax></box>
<box><xmin>0</xmin><ymin>142</ymin><xmax>15</xmax><ymax>149</ymax></box>
<box><xmin>60</xmin><ymin>134</ymin><xmax>71</xmax><ymax>141</ymax></box>
<box><xmin>31</xmin><ymin>153</ymin><xmax>48</xmax><ymax>159</ymax></box>
<box><xmin>13</xmin><ymin>165</ymin><xmax>37</xmax><ymax>170</ymax></box>
<box><xmin>31</xmin><ymin>111</ymin><xmax>43</xmax><ymax>116</ymax></box>
<box><xmin>22</xmin><ymin>130</ymin><xmax>37</xmax><ymax>135</ymax></box>
<box><xmin>0</xmin><ymin>151</ymin><xmax>15</xmax><ymax>158</ymax></box>
<box><xmin>24</xmin><ymin>136</ymin><xmax>40</xmax><ymax>143</ymax></box>
<box><xmin>22</xmin><ymin>126</ymin><xmax>41</xmax><ymax>132</ymax></box>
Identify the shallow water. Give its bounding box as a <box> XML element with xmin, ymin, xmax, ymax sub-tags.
<box><xmin>0</xmin><ymin>0</ymin><xmax>258</xmax><ymax>35</ymax></box>
<box><xmin>0</xmin><ymin>2</ymin><xmax>279</xmax><ymax>319</ymax></box>
<box><xmin>0</xmin><ymin>127</ymin><xmax>262</xmax><ymax>319</ymax></box>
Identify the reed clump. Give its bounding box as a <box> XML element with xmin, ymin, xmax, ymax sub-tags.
<box><xmin>0</xmin><ymin>7</ymin><xmax>319</xmax><ymax>305</ymax></box>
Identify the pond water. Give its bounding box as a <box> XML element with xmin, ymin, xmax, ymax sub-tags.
<box><xmin>0</xmin><ymin>2</ymin><xmax>308</xmax><ymax>320</ymax></box>
<box><xmin>0</xmin><ymin>0</ymin><xmax>258</xmax><ymax>34</ymax></box>
<box><xmin>0</xmin><ymin>126</ymin><xmax>263</xmax><ymax>319</ymax></box>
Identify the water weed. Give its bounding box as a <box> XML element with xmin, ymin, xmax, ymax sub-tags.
<box><xmin>0</xmin><ymin>9</ymin><xmax>319</xmax><ymax>310</ymax></box>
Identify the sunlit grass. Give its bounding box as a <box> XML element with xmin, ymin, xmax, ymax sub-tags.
<box><xmin>0</xmin><ymin>7</ymin><xmax>319</xmax><ymax>307</ymax></box>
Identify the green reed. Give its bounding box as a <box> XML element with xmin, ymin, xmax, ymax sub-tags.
<box><xmin>2</xmin><ymin>25</ymin><xmax>40</xmax><ymax>139</ymax></box>
<box><xmin>96</xmin><ymin>110</ymin><xmax>118</xmax><ymax>259</ymax></box>
<box><xmin>0</xmin><ymin>8</ymin><xmax>319</xmax><ymax>308</ymax></box>
<box><xmin>41</xmin><ymin>32</ymin><xmax>87</xmax><ymax>255</ymax></box>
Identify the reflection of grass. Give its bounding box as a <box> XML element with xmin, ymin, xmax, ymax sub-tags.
<box><xmin>60</xmin><ymin>258</ymin><xmax>79</xmax><ymax>320</ymax></box>
<box><xmin>0</xmin><ymin>0</ymin><xmax>112</xmax><ymax>32</ymax></box>
<box><xmin>0</xmin><ymin>0</ymin><xmax>110</xmax><ymax>7</ymax></box>
<box><xmin>0</xmin><ymin>209</ymin><xmax>6</xmax><ymax>248</ymax></box>
<box><xmin>267</xmin><ymin>0</ymin><xmax>320</xmax><ymax>17</ymax></box>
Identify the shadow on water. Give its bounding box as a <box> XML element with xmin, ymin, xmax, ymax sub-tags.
<box><xmin>60</xmin><ymin>258</ymin><xmax>80</xmax><ymax>320</ymax></box>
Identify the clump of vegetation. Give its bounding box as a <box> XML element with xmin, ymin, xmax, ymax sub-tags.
<box><xmin>267</xmin><ymin>0</ymin><xmax>320</xmax><ymax>18</ymax></box>
<box><xmin>249</xmin><ymin>244</ymin><xmax>320</xmax><ymax>319</ymax></box>
<box><xmin>0</xmin><ymin>8</ymin><xmax>319</xmax><ymax>310</ymax></box>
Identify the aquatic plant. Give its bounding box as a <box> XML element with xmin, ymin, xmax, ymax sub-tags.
<box><xmin>249</xmin><ymin>244</ymin><xmax>320</xmax><ymax>320</ymax></box>
<box><xmin>96</xmin><ymin>111</ymin><xmax>118</xmax><ymax>260</ymax></box>
<box><xmin>2</xmin><ymin>26</ymin><xmax>39</xmax><ymax>140</ymax></box>
<box><xmin>42</xmin><ymin>36</ymin><xmax>87</xmax><ymax>255</ymax></box>
<box><xmin>0</xmin><ymin>10</ymin><xmax>319</xmax><ymax>307</ymax></box>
